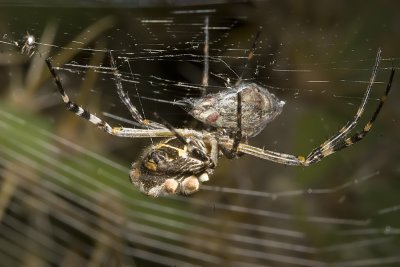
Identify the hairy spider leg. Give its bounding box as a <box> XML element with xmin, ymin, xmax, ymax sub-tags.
<box><xmin>109</xmin><ymin>51</ymin><xmax>165</xmax><ymax>129</ymax></box>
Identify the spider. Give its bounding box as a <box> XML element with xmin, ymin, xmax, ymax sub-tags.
<box><xmin>45</xmin><ymin>49</ymin><xmax>394</xmax><ymax>197</ymax></box>
<box><xmin>21</xmin><ymin>32</ymin><xmax>36</xmax><ymax>57</ymax></box>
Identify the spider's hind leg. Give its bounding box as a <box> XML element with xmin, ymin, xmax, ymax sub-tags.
<box><xmin>220</xmin><ymin>91</ymin><xmax>244</xmax><ymax>159</ymax></box>
<box><xmin>303</xmin><ymin>67</ymin><xmax>395</xmax><ymax>165</ymax></box>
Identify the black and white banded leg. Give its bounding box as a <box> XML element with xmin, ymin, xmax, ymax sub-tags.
<box><xmin>45</xmin><ymin>57</ymin><xmax>181</xmax><ymax>139</ymax></box>
<box><xmin>46</xmin><ymin>58</ymin><xmax>114</xmax><ymax>134</ymax></box>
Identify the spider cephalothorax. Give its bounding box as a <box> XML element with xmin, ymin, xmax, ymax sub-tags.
<box><xmin>186</xmin><ymin>82</ymin><xmax>285</xmax><ymax>137</ymax></box>
<box><xmin>129</xmin><ymin>137</ymin><xmax>216</xmax><ymax>197</ymax></box>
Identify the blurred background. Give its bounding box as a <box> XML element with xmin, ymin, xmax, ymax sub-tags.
<box><xmin>0</xmin><ymin>0</ymin><xmax>399</xmax><ymax>266</ymax></box>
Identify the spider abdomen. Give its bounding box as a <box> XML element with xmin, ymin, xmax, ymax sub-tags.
<box><xmin>188</xmin><ymin>83</ymin><xmax>285</xmax><ymax>137</ymax></box>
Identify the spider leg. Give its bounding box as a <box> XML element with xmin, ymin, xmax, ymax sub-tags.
<box><xmin>109</xmin><ymin>51</ymin><xmax>165</xmax><ymax>129</ymax></box>
<box><xmin>303</xmin><ymin>49</ymin><xmax>381</xmax><ymax>161</ymax></box>
<box><xmin>45</xmin><ymin>58</ymin><xmax>111</xmax><ymax>132</ymax></box>
<box><xmin>237</xmin><ymin>143</ymin><xmax>303</xmax><ymax>165</ymax></box>
<box><xmin>220</xmin><ymin>91</ymin><xmax>243</xmax><ymax>159</ymax></box>
<box><xmin>236</xmin><ymin>51</ymin><xmax>394</xmax><ymax>167</ymax></box>
<box><xmin>46</xmin><ymin>57</ymin><xmax>179</xmax><ymax>139</ymax></box>
<box><xmin>209</xmin><ymin>136</ymin><xmax>219</xmax><ymax>167</ymax></box>
<box><xmin>232</xmin><ymin>91</ymin><xmax>243</xmax><ymax>153</ymax></box>
<box><xmin>301</xmin><ymin>49</ymin><xmax>392</xmax><ymax>165</ymax></box>
<box><xmin>303</xmin><ymin>67</ymin><xmax>395</xmax><ymax>165</ymax></box>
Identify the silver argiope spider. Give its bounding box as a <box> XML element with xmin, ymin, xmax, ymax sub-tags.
<box><xmin>45</xmin><ymin>49</ymin><xmax>394</xmax><ymax>197</ymax></box>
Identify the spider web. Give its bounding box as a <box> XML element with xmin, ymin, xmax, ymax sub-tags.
<box><xmin>1</xmin><ymin>1</ymin><xmax>400</xmax><ymax>267</ymax></box>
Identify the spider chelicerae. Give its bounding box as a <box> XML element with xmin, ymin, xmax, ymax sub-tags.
<box><xmin>45</xmin><ymin>48</ymin><xmax>394</xmax><ymax>197</ymax></box>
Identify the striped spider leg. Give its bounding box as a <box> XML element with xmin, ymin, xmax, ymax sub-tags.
<box><xmin>236</xmin><ymin>49</ymin><xmax>395</xmax><ymax>166</ymax></box>
<box><xmin>108</xmin><ymin>51</ymin><xmax>165</xmax><ymax>130</ymax></box>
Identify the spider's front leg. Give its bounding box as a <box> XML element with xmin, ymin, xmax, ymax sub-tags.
<box><xmin>46</xmin><ymin>58</ymin><xmax>113</xmax><ymax>134</ymax></box>
<box><xmin>46</xmin><ymin>57</ymin><xmax>162</xmax><ymax>139</ymax></box>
